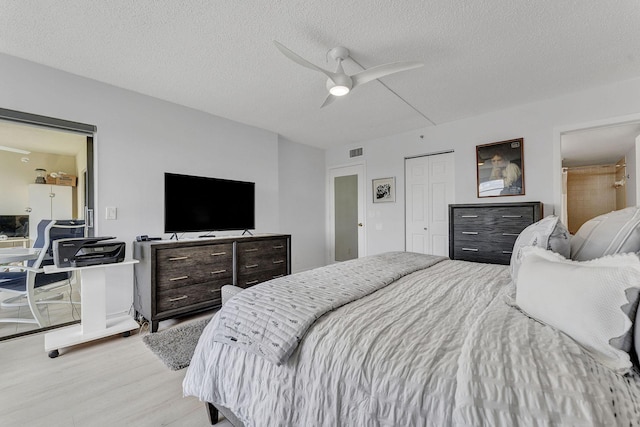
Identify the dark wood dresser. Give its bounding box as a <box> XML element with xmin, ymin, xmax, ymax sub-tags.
<box><xmin>133</xmin><ymin>234</ymin><xmax>291</xmax><ymax>332</ymax></box>
<box><xmin>449</xmin><ymin>202</ymin><xmax>542</xmax><ymax>265</ymax></box>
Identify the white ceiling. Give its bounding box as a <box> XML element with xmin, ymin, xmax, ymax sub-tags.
<box><xmin>561</xmin><ymin>122</ymin><xmax>640</xmax><ymax>168</ymax></box>
<box><xmin>1</xmin><ymin>1</ymin><xmax>639</xmax><ymax>154</ymax></box>
<box><xmin>0</xmin><ymin>120</ymin><xmax>86</xmax><ymax>156</ymax></box>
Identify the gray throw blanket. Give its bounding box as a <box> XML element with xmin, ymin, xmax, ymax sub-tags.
<box><xmin>212</xmin><ymin>251</ymin><xmax>446</xmax><ymax>364</ymax></box>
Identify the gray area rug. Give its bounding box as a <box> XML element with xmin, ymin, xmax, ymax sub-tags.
<box><xmin>142</xmin><ymin>317</ymin><xmax>211</xmax><ymax>370</ymax></box>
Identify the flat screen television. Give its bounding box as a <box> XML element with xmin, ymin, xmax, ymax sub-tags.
<box><xmin>164</xmin><ymin>173</ymin><xmax>255</xmax><ymax>234</ymax></box>
<box><xmin>0</xmin><ymin>215</ymin><xmax>29</xmax><ymax>238</ymax></box>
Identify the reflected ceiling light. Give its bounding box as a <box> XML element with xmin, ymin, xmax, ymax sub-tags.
<box><xmin>21</xmin><ymin>157</ymin><xmax>29</xmax><ymax>163</ymax></box>
<box><xmin>0</xmin><ymin>145</ymin><xmax>31</xmax><ymax>155</ymax></box>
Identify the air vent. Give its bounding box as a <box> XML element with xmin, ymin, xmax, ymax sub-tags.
<box><xmin>349</xmin><ymin>147</ymin><xmax>363</xmax><ymax>158</ymax></box>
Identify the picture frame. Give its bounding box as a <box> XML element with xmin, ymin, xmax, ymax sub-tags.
<box><xmin>476</xmin><ymin>138</ymin><xmax>525</xmax><ymax>198</ymax></box>
<box><xmin>372</xmin><ymin>177</ymin><xmax>396</xmax><ymax>203</ymax></box>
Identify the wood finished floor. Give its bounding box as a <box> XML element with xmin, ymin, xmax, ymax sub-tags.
<box><xmin>0</xmin><ymin>312</ymin><xmax>233</xmax><ymax>427</ymax></box>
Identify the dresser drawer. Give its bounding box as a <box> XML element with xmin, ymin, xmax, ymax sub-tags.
<box><xmin>451</xmin><ymin>230</ymin><xmax>520</xmax><ymax>246</ymax></box>
<box><xmin>452</xmin><ymin>206</ymin><xmax>533</xmax><ymax>225</ymax></box>
<box><xmin>156</xmin><ymin>281</ymin><xmax>225</xmax><ymax>312</ymax></box>
<box><xmin>237</xmin><ymin>264</ymin><xmax>288</xmax><ymax>288</ymax></box>
<box><xmin>453</xmin><ymin>246</ymin><xmax>513</xmax><ymax>265</ymax></box>
<box><xmin>237</xmin><ymin>238</ymin><xmax>288</xmax><ymax>270</ymax></box>
<box><xmin>155</xmin><ymin>244</ymin><xmax>233</xmax><ymax>287</ymax></box>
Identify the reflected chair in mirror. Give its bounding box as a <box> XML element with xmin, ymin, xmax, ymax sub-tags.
<box><xmin>0</xmin><ymin>219</ymin><xmax>85</xmax><ymax>327</ymax></box>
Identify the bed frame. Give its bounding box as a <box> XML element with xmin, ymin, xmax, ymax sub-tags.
<box><xmin>206</xmin><ymin>402</ymin><xmax>244</xmax><ymax>426</ymax></box>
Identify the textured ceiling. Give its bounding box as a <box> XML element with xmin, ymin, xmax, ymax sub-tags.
<box><xmin>0</xmin><ymin>1</ymin><xmax>639</xmax><ymax>150</ymax></box>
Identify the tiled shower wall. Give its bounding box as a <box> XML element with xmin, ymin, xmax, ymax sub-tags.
<box><xmin>566</xmin><ymin>165</ymin><xmax>616</xmax><ymax>234</ymax></box>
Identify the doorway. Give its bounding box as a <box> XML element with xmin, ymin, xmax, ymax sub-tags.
<box><xmin>405</xmin><ymin>152</ymin><xmax>455</xmax><ymax>256</ymax></box>
<box><xmin>557</xmin><ymin>117</ymin><xmax>640</xmax><ymax>229</ymax></box>
<box><xmin>0</xmin><ymin>108</ymin><xmax>96</xmax><ymax>340</ymax></box>
<box><xmin>328</xmin><ymin>164</ymin><xmax>366</xmax><ymax>263</ymax></box>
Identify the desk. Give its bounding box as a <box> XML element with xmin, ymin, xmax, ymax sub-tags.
<box><xmin>0</xmin><ymin>247</ymin><xmax>40</xmax><ymax>264</ymax></box>
<box><xmin>43</xmin><ymin>260</ymin><xmax>139</xmax><ymax>358</ymax></box>
<box><xmin>0</xmin><ymin>237</ymin><xmax>30</xmax><ymax>249</ymax></box>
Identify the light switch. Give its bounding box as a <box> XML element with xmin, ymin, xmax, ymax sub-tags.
<box><xmin>106</xmin><ymin>206</ymin><xmax>117</xmax><ymax>220</ymax></box>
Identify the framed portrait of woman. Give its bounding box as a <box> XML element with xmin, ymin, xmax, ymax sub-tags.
<box><xmin>476</xmin><ymin>138</ymin><xmax>525</xmax><ymax>198</ymax></box>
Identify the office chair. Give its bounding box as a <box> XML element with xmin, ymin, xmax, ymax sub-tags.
<box><xmin>0</xmin><ymin>219</ymin><xmax>85</xmax><ymax>327</ymax></box>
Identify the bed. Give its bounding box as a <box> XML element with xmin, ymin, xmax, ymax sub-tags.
<box><xmin>183</xmin><ymin>212</ymin><xmax>640</xmax><ymax>426</ymax></box>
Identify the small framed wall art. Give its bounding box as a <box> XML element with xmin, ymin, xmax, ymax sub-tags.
<box><xmin>476</xmin><ymin>138</ymin><xmax>524</xmax><ymax>198</ymax></box>
<box><xmin>372</xmin><ymin>177</ymin><xmax>396</xmax><ymax>203</ymax></box>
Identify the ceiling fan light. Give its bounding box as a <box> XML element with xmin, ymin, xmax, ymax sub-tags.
<box><xmin>329</xmin><ymin>85</ymin><xmax>350</xmax><ymax>96</ymax></box>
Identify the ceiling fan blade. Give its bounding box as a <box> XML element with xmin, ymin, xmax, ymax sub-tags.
<box><xmin>320</xmin><ymin>93</ymin><xmax>337</xmax><ymax>108</ymax></box>
<box><xmin>352</xmin><ymin>61</ymin><xmax>423</xmax><ymax>88</ymax></box>
<box><xmin>273</xmin><ymin>41</ymin><xmax>337</xmax><ymax>83</ymax></box>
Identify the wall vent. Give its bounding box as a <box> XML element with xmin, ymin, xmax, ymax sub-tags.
<box><xmin>349</xmin><ymin>147</ymin><xmax>363</xmax><ymax>158</ymax></box>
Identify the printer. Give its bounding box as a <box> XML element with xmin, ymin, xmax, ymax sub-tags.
<box><xmin>53</xmin><ymin>236</ymin><xmax>126</xmax><ymax>268</ymax></box>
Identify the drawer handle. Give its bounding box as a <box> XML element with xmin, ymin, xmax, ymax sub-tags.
<box><xmin>461</xmin><ymin>248</ymin><xmax>479</xmax><ymax>252</ymax></box>
<box><xmin>502</xmin><ymin>251</ymin><xmax>513</xmax><ymax>254</ymax></box>
<box><xmin>461</xmin><ymin>215</ymin><xmax>478</xmax><ymax>218</ymax></box>
<box><xmin>273</xmin><ymin>245</ymin><xmax>284</xmax><ymax>249</ymax></box>
<box><xmin>502</xmin><ymin>233</ymin><xmax>519</xmax><ymax>236</ymax></box>
<box><xmin>210</xmin><ymin>269</ymin><xmax>227</xmax><ymax>275</ymax></box>
<box><xmin>246</xmin><ymin>280</ymin><xmax>259</xmax><ymax>285</ymax></box>
<box><xmin>502</xmin><ymin>215</ymin><xmax>522</xmax><ymax>218</ymax></box>
<box><xmin>272</xmin><ymin>260</ymin><xmax>284</xmax><ymax>264</ymax></box>
<box><xmin>245</xmin><ymin>248</ymin><xmax>258</xmax><ymax>252</ymax></box>
<box><xmin>272</xmin><ymin>274</ymin><xmax>284</xmax><ymax>279</ymax></box>
<box><xmin>168</xmin><ymin>256</ymin><xmax>189</xmax><ymax>261</ymax></box>
<box><xmin>211</xmin><ymin>252</ymin><xmax>227</xmax><ymax>256</ymax></box>
<box><xmin>246</xmin><ymin>264</ymin><xmax>259</xmax><ymax>269</ymax></box>
<box><xmin>461</xmin><ymin>231</ymin><xmax>478</xmax><ymax>235</ymax></box>
<box><xmin>168</xmin><ymin>295</ymin><xmax>188</xmax><ymax>302</ymax></box>
<box><xmin>169</xmin><ymin>275</ymin><xmax>189</xmax><ymax>281</ymax></box>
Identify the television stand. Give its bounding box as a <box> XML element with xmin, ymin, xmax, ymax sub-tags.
<box><xmin>242</xmin><ymin>229</ymin><xmax>253</xmax><ymax>236</ymax></box>
<box><xmin>133</xmin><ymin>234</ymin><xmax>291</xmax><ymax>332</ymax></box>
<box><xmin>169</xmin><ymin>233</ymin><xmax>179</xmax><ymax>241</ymax></box>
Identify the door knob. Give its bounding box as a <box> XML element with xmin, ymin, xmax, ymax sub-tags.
<box><xmin>358</xmin><ymin>223</ymin><xmax>363</xmax><ymax>227</ymax></box>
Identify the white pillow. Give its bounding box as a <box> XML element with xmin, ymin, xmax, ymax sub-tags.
<box><xmin>509</xmin><ymin>215</ymin><xmax>570</xmax><ymax>284</ymax></box>
<box><xmin>571</xmin><ymin>206</ymin><xmax>640</xmax><ymax>261</ymax></box>
<box><xmin>516</xmin><ymin>246</ymin><xmax>640</xmax><ymax>373</ymax></box>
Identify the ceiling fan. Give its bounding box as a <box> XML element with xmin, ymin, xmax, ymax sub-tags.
<box><xmin>274</xmin><ymin>41</ymin><xmax>423</xmax><ymax>108</ymax></box>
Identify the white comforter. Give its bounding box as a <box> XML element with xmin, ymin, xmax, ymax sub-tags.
<box><xmin>183</xmin><ymin>259</ymin><xmax>640</xmax><ymax>426</ymax></box>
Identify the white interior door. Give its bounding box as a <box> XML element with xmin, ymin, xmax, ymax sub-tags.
<box><xmin>405</xmin><ymin>152</ymin><xmax>455</xmax><ymax>256</ymax></box>
<box><xmin>328</xmin><ymin>164</ymin><xmax>366</xmax><ymax>263</ymax></box>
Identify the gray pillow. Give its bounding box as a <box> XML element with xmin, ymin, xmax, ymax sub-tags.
<box><xmin>509</xmin><ymin>215</ymin><xmax>570</xmax><ymax>284</ymax></box>
<box><xmin>570</xmin><ymin>206</ymin><xmax>640</xmax><ymax>261</ymax></box>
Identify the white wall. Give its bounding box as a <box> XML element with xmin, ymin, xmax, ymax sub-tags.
<box><xmin>0</xmin><ymin>53</ymin><xmax>326</xmax><ymax>316</ymax></box>
<box><xmin>327</xmin><ymin>77</ymin><xmax>640</xmax><ymax>256</ymax></box>
<box><xmin>278</xmin><ymin>136</ymin><xmax>326</xmax><ymax>272</ymax></box>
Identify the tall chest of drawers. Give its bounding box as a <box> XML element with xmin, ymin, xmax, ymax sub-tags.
<box><xmin>449</xmin><ymin>202</ymin><xmax>542</xmax><ymax>265</ymax></box>
<box><xmin>134</xmin><ymin>234</ymin><xmax>291</xmax><ymax>332</ymax></box>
